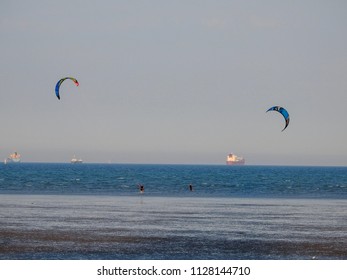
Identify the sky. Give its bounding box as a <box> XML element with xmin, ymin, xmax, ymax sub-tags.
<box><xmin>1</xmin><ymin>0</ymin><xmax>346</xmax><ymax>166</ymax></box>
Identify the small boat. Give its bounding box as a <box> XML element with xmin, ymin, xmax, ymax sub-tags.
<box><xmin>226</xmin><ymin>153</ymin><xmax>245</xmax><ymax>165</ymax></box>
<box><xmin>71</xmin><ymin>155</ymin><xmax>83</xmax><ymax>164</ymax></box>
<box><xmin>4</xmin><ymin>151</ymin><xmax>21</xmax><ymax>164</ymax></box>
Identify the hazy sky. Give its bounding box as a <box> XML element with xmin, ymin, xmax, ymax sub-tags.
<box><xmin>1</xmin><ymin>0</ymin><xmax>346</xmax><ymax>165</ymax></box>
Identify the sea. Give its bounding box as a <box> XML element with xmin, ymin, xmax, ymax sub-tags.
<box><xmin>0</xmin><ymin>163</ymin><xmax>346</xmax><ymax>260</ymax></box>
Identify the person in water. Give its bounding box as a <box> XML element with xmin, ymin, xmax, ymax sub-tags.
<box><xmin>189</xmin><ymin>184</ymin><xmax>193</xmax><ymax>191</ymax></box>
<box><xmin>139</xmin><ymin>184</ymin><xmax>144</xmax><ymax>193</ymax></box>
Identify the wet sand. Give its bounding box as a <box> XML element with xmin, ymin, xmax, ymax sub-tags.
<box><xmin>0</xmin><ymin>195</ymin><xmax>346</xmax><ymax>259</ymax></box>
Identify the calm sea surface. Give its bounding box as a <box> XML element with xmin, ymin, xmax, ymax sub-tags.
<box><xmin>0</xmin><ymin>164</ymin><xmax>346</xmax><ymax>259</ymax></box>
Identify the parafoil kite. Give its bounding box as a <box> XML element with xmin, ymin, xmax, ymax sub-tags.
<box><xmin>266</xmin><ymin>106</ymin><xmax>290</xmax><ymax>131</ymax></box>
<box><xmin>55</xmin><ymin>77</ymin><xmax>79</xmax><ymax>100</ymax></box>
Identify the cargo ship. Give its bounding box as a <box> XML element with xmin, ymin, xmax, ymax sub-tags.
<box><xmin>4</xmin><ymin>151</ymin><xmax>21</xmax><ymax>164</ymax></box>
<box><xmin>226</xmin><ymin>153</ymin><xmax>245</xmax><ymax>165</ymax></box>
<box><xmin>71</xmin><ymin>155</ymin><xmax>83</xmax><ymax>164</ymax></box>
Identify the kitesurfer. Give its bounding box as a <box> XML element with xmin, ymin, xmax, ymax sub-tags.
<box><xmin>139</xmin><ymin>184</ymin><xmax>144</xmax><ymax>193</ymax></box>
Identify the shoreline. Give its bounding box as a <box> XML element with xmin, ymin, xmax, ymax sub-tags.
<box><xmin>1</xmin><ymin>192</ymin><xmax>347</xmax><ymax>200</ymax></box>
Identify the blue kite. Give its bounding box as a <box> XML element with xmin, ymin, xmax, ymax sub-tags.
<box><xmin>266</xmin><ymin>106</ymin><xmax>290</xmax><ymax>131</ymax></box>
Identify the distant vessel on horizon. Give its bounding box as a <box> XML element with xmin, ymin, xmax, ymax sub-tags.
<box><xmin>71</xmin><ymin>155</ymin><xmax>83</xmax><ymax>164</ymax></box>
<box><xmin>4</xmin><ymin>151</ymin><xmax>21</xmax><ymax>164</ymax></box>
<box><xmin>226</xmin><ymin>153</ymin><xmax>245</xmax><ymax>165</ymax></box>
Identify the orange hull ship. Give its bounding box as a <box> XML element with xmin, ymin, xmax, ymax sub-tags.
<box><xmin>226</xmin><ymin>153</ymin><xmax>245</xmax><ymax>165</ymax></box>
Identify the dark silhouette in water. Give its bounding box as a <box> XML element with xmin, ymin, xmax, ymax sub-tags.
<box><xmin>138</xmin><ymin>184</ymin><xmax>144</xmax><ymax>193</ymax></box>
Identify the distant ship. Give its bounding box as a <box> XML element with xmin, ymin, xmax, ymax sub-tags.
<box><xmin>71</xmin><ymin>155</ymin><xmax>83</xmax><ymax>164</ymax></box>
<box><xmin>4</xmin><ymin>151</ymin><xmax>21</xmax><ymax>164</ymax></box>
<box><xmin>226</xmin><ymin>153</ymin><xmax>245</xmax><ymax>165</ymax></box>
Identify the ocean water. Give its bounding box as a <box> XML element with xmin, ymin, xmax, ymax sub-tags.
<box><xmin>0</xmin><ymin>164</ymin><xmax>346</xmax><ymax>260</ymax></box>
<box><xmin>0</xmin><ymin>163</ymin><xmax>346</xmax><ymax>198</ymax></box>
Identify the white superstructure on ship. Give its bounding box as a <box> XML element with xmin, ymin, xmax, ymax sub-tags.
<box><xmin>71</xmin><ymin>155</ymin><xmax>83</xmax><ymax>164</ymax></box>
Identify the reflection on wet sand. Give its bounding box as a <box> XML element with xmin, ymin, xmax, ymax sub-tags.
<box><xmin>0</xmin><ymin>195</ymin><xmax>346</xmax><ymax>259</ymax></box>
